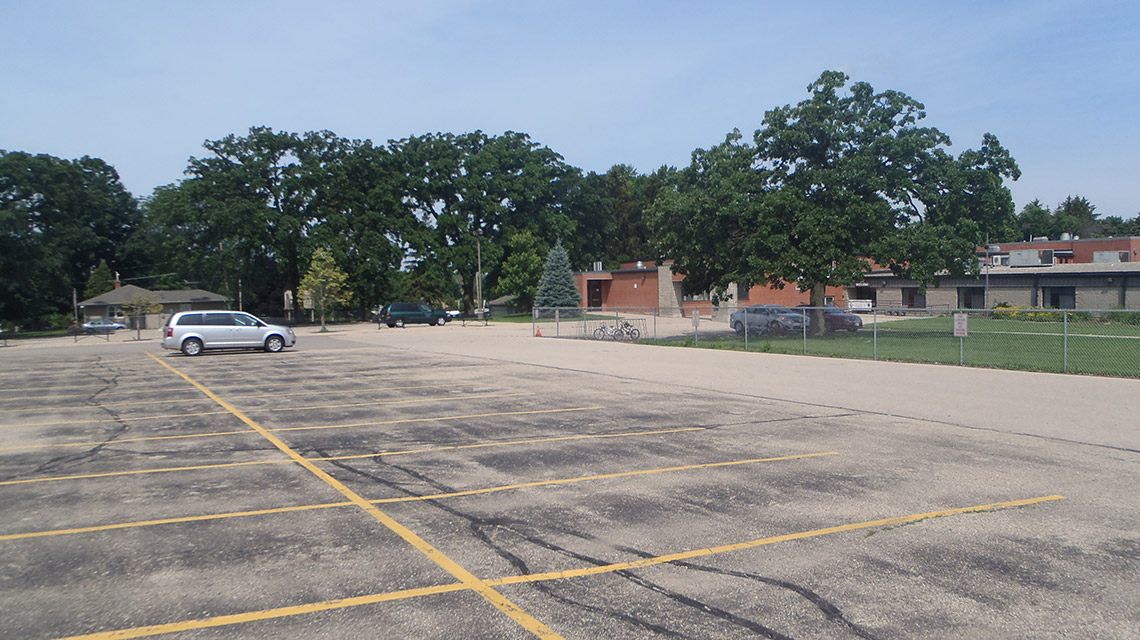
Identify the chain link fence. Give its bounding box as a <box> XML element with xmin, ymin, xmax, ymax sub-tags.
<box><xmin>532</xmin><ymin>306</ymin><xmax>1140</xmax><ymax>378</ymax></box>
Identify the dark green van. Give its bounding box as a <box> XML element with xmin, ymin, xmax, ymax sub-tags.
<box><xmin>379</xmin><ymin>302</ymin><xmax>450</xmax><ymax>328</ymax></box>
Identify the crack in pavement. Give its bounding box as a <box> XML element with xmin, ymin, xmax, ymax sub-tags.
<box><xmin>314</xmin><ymin>450</ymin><xmax>806</xmax><ymax>638</ymax></box>
<box><xmin>3</xmin><ymin>358</ymin><xmax>133</xmax><ymax>481</ymax></box>
<box><xmin>614</xmin><ymin>546</ymin><xmax>881</xmax><ymax>640</ymax></box>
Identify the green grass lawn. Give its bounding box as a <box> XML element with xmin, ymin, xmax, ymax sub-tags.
<box><xmin>645</xmin><ymin>316</ymin><xmax>1140</xmax><ymax>378</ymax></box>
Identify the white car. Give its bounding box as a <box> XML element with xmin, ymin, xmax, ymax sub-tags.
<box><xmin>161</xmin><ymin>311</ymin><xmax>296</xmax><ymax>356</ymax></box>
<box><xmin>82</xmin><ymin>318</ymin><xmax>128</xmax><ymax>332</ymax></box>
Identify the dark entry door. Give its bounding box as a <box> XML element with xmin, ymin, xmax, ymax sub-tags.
<box><xmin>587</xmin><ymin>281</ymin><xmax>602</xmax><ymax>308</ymax></box>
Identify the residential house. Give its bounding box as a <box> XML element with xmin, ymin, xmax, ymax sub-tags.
<box><xmin>78</xmin><ymin>284</ymin><xmax>229</xmax><ymax>329</ymax></box>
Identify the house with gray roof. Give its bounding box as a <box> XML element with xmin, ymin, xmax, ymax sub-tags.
<box><xmin>78</xmin><ymin>284</ymin><xmax>229</xmax><ymax>329</ymax></box>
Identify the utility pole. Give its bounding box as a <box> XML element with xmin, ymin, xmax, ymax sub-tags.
<box><xmin>475</xmin><ymin>233</ymin><xmax>483</xmax><ymax>317</ymax></box>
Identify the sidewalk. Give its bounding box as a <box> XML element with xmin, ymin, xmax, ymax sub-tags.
<box><xmin>350</xmin><ymin>321</ymin><xmax>1140</xmax><ymax>452</ymax></box>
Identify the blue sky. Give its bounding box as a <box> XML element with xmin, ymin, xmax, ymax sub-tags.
<box><xmin>3</xmin><ymin>1</ymin><xmax>1138</xmax><ymax>218</ymax></box>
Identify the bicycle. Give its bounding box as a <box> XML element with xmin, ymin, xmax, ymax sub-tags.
<box><xmin>593</xmin><ymin>323</ymin><xmax>626</xmax><ymax>340</ymax></box>
<box><xmin>619</xmin><ymin>320</ymin><xmax>640</xmax><ymax>341</ymax></box>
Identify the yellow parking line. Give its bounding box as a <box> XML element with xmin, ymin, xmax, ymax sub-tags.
<box><xmin>490</xmin><ymin>495</ymin><xmax>1068</xmax><ymax>586</ymax></box>
<box><xmin>370</xmin><ymin>452</ymin><xmax>838</xmax><ymax>504</ymax></box>
<box><xmin>0</xmin><ymin>392</ymin><xmax>534</xmax><ymax>428</ymax></box>
<box><xmin>1</xmin><ymin>410</ymin><xmax>231</xmax><ymax>429</ymax></box>
<box><xmin>0</xmin><ymin>427</ymin><xmax>706</xmax><ymax>487</ymax></box>
<box><xmin>273</xmin><ymin>406</ymin><xmax>604</xmax><ymax>433</ymax></box>
<box><xmin>0</xmin><ymin>407</ymin><xmax>605</xmax><ymax>453</ymax></box>
<box><xmin>52</xmin><ymin>582</ymin><xmax>471</xmax><ymax>640</ymax></box>
<box><xmin>48</xmin><ymin>494</ymin><xmax>1065</xmax><ymax>640</ymax></box>
<box><xmin>319</xmin><ymin>427</ymin><xmax>708</xmax><ymax>461</ymax></box>
<box><xmin>0</xmin><ymin>450</ymin><xmax>815</xmax><ymax>541</ymax></box>
<box><xmin>0</xmin><ymin>430</ymin><xmax>257</xmax><ymax>452</ymax></box>
<box><xmin>0</xmin><ymin>385</ymin><xmax>459</xmax><ymax>412</ymax></box>
<box><xmin>0</xmin><ymin>502</ymin><xmax>352</xmax><ymax>541</ymax></box>
<box><xmin>263</xmin><ymin>391</ymin><xmax>533</xmax><ymax>413</ymax></box>
<box><xmin>0</xmin><ymin>374</ymin><xmax>470</xmax><ymax>401</ymax></box>
<box><xmin>145</xmin><ymin>353</ymin><xmax>564</xmax><ymax>639</ymax></box>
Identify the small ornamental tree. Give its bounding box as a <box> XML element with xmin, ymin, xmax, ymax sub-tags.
<box><xmin>120</xmin><ymin>292</ymin><xmax>162</xmax><ymax>340</ymax></box>
<box><xmin>535</xmin><ymin>242</ymin><xmax>580</xmax><ymax>309</ymax></box>
<box><xmin>299</xmin><ymin>247</ymin><xmax>351</xmax><ymax>331</ymax></box>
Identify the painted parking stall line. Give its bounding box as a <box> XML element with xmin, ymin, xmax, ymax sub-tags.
<box><xmin>1</xmin><ymin>451</ymin><xmax>836</xmax><ymax>541</ymax></box>
<box><xmin>47</xmin><ymin>494</ymin><xmax>1065</xmax><ymax>640</ymax></box>
<box><xmin>146</xmin><ymin>352</ymin><xmax>565</xmax><ymax>639</ymax></box>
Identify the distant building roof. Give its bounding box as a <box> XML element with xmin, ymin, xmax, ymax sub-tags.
<box><xmin>865</xmin><ymin>262</ymin><xmax>1140</xmax><ymax>280</ymax></box>
<box><xmin>79</xmin><ymin>285</ymin><xmax>228</xmax><ymax>307</ymax></box>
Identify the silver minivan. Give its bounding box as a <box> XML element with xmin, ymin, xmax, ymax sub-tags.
<box><xmin>161</xmin><ymin>311</ymin><xmax>296</xmax><ymax>356</ymax></box>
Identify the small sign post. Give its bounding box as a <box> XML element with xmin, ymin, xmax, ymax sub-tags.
<box><xmin>953</xmin><ymin>313</ymin><xmax>968</xmax><ymax>364</ymax></box>
<box><xmin>953</xmin><ymin>313</ymin><xmax>968</xmax><ymax>337</ymax></box>
<box><xmin>692</xmin><ymin>309</ymin><xmax>700</xmax><ymax>345</ymax></box>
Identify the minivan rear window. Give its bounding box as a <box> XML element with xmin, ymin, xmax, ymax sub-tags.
<box><xmin>176</xmin><ymin>314</ymin><xmax>205</xmax><ymax>326</ymax></box>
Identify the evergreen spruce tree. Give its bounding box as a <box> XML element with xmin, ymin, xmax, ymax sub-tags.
<box><xmin>535</xmin><ymin>242</ymin><xmax>580</xmax><ymax>308</ymax></box>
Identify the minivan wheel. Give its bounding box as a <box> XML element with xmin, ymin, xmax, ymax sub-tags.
<box><xmin>264</xmin><ymin>335</ymin><xmax>284</xmax><ymax>353</ymax></box>
<box><xmin>181</xmin><ymin>338</ymin><xmax>203</xmax><ymax>356</ymax></box>
<box><xmin>395</xmin><ymin>318</ymin><xmax>405</xmax><ymax>328</ymax></box>
<box><xmin>435</xmin><ymin>317</ymin><xmax>446</xmax><ymax>326</ymax></box>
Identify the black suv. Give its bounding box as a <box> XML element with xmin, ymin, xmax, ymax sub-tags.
<box><xmin>379</xmin><ymin>302</ymin><xmax>450</xmax><ymax>328</ymax></box>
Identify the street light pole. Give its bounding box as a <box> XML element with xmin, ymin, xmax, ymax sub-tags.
<box><xmin>475</xmin><ymin>234</ymin><xmax>482</xmax><ymax>317</ymax></box>
<box><xmin>983</xmin><ymin>243</ymin><xmax>1001</xmax><ymax>309</ymax></box>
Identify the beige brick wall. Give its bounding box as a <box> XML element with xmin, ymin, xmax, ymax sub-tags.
<box><xmin>657</xmin><ymin>266</ymin><xmax>682</xmax><ymax>316</ymax></box>
<box><xmin>876</xmin><ymin>289</ymin><xmax>903</xmax><ymax>307</ymax></box>
<box><xmin>925</xmin><ymin>288</ymin><xmax>958</xmax><ymax>309</ymax></box>
<box><xmin>1077</xmin><ymin>288</ymin><xmax>1121</xmax><ymax>309</ymax></box>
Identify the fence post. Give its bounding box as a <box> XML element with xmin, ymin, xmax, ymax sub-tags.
<box><xmin>873</xmin><ymin>307</ymin><xmax>878</xmax><ymax>360</ymax></box>
<box><xmin>555</xmin><ymin>308</ymin><xmax>560</xmax><ymax>338</ymax></box>
<box><xmin>532</xmin><ymin>308</ymin><xmax>536</xmax><ymax>337</ymax></box>
<box><xmin>802</xmin><ymin>313</ymin><xmax>807</xmax><ymax>355</ymax></box>
<box><xmin>1063</xmin><ymin>311</ymin><xmax>1069</xmax><ymax>373</ymax></box>
<box><xmin>654</xmin><ymin>308</ymin><xmax>657</xmax><ymax>340</ymax></box>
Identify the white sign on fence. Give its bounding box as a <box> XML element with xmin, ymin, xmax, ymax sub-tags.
<box><xmin>692</xmin><ymin>310</ymin><xmax>700</xmax><ymax>328</ymax></box>
<box><xmin>953</xmin><ymin>313</ymin><xmax>968</xmax><ymax>337</ymax></box>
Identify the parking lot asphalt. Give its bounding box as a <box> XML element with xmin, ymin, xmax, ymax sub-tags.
<box><xmin>1</xmin><ymin>323</ymin><xmax>1138</xmax><ymax>639</ymax></box>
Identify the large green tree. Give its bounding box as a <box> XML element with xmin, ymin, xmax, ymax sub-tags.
<box><xmin>1003</xmin><ymin>195</ymin><xmax>1133</xmax><ymax>241</ymax></box>
<box><xmin>0</xmin><ymin>151</ymin><xmax>137</xmax><ymax>326</ymax></box>
<box><xmin>392</xmin><ymin>131</ymin><xmax>577</xmax><ymax>313</ymax></box>
<box><xmin>131</xmin><ymin>128</ymin><xmax>411</xmax><ymax>318</ymax></box>
<box><xmin>652</xmin><ymin>71</ymin><xmax>1020</xmax><ymax>328</ymax></box>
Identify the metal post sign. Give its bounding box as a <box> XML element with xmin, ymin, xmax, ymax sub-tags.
<box><xmin>692</xmin><ymin>310</ymin><xmax>700</xmax><ymax>328</ymax></box>
<box><xmin>953</xmin><ymin>313</ymin><xmax>968</xmax><ymax>337</ymax></box>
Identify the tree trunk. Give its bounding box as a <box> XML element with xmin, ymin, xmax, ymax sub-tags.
<box><xmin>809</xmin><ymin>283</ymin><xmax>828</xmax><ymax>336</ymax></box>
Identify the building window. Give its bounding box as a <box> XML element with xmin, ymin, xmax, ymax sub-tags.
<box><xmin>738</xmin><ymin>285</ymin><xmax>750</xmax><ymax>301</ymax></box>
<box><xmin>682</xmin><ymin>291</ymin><xmax>710</xmax><ymax>302</ymax></box>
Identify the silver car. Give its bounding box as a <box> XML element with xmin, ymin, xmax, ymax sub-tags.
<box><xmin>161</xmin><ymin>311</ymin><xmax>296</xmax><ymax>356</ymax></box>
<box><xmin>729</xmin><ymin>305</ymin><xmax>810</xmax><ymax>336</ymax></box>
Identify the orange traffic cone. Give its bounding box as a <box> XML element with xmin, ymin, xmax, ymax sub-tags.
<box><xmin>535</xmin><ymin>328</ymin><xmax>542</xmax><ymax>337</ymax></box>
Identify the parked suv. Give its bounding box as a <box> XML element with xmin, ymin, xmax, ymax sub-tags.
<box><xmin>729</xmin><ymin>305</ymin><xmax>810</xmax><ymax>335</ymax></box>
<box><xmin>379</xmin><ymin>302</ymin><xmax>450</xmax><ymax>328</ymax></box>
<box><xmin>161</xmin><ymin>311</ymin><xmax>296</xmax><ymax>356</ymax></box>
